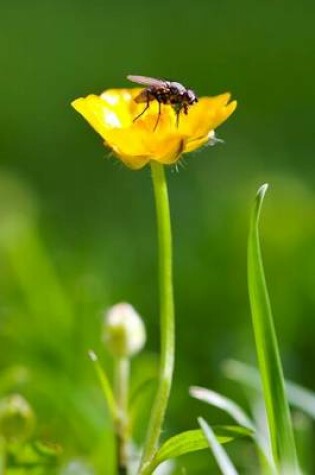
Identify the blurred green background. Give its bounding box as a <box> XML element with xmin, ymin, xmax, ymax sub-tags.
<box><xmin>1</xmin><ymin>0</ymin><xmax>315</xmax><ymax>473</ymax></box>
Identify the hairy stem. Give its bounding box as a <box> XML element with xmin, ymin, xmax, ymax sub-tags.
<box><xmin>139</xmin><ymin>162</ymin><xmax>175</xmax><ymax>474</ymax></box>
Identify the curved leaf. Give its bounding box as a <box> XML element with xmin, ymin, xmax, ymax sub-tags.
<box><xmin>149</xmin><ymin>425</ymin><xmax>251</xmax><ymax>471</ymax></box>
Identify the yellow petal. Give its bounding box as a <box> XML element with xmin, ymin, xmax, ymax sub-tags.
<box><xmin>183</xmin><ymin>136</ymin><xmax>209</xmax><ymax>153</ymax></box>
<box><xmin>178</xmin><ymin>94</ymin><xmax>236</xmax><ymax>139</ymax></box>
<box><xmin>71</xmin><ymin>95</ymin><xmax>119</xmax><ymax>140</ymax></box>
<box><xmin>105</xmin><ymin>127</ymin><xmax>185</xmax><ymax>168</ymax></box>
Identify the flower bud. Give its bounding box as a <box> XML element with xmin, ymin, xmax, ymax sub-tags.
<box><xmin>207</xmin><ymin>130</ymin><xmax>224</xmax><ymax>146</ymax></box>
<box><xmin>102</xmin><ymin>303</ymin><xmax>146</xmax><ymax>358</ymax></box>
<box><xmin>0</xmin><ymin>394</ymin><xmax>35</xmax><ymax>443</ymax></box>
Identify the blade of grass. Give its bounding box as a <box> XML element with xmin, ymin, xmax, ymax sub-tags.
<box><xmin>88</xmin><ymin>350</ymin><xmax>118</xmax><ymax>422</ymax></box>
<box><xmin>190</xmin><ymin>386</ymin><xmax>255</xmax><ymax>430</ymax></box>
<box><xmin>198</xmin><ymin>418</ymin><xmax>239</xmax><ymax>475</ymax></box>
<box><xmin>248</xmin><ymin>184</ymin><xmax>299</xmax><ymax>472</ymax></box>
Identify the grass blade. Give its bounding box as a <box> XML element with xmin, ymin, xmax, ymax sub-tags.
<box><xmin>248</xmin><ymin>184</ymin><xmax>299</xmax><ymax>472</ymax></box>
<box><xmin>88</xmin><ymin>350</ymin><xmax>118</xmax><ymax>422</ymax></box>
<box><xmin>190</xmin><ymin>386</ymin><xmax>255</xmax><ymax>430</ymax></box>
<box><xmin>198</xmin><ymin>418</ymin><xmax>239</xmax><ymax>475</ymax></box>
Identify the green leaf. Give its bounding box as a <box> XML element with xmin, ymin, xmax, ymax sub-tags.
<box><xmin>88</xmin><ymin>350</ymin><xmax>118</xmax><ymax>422</ymax></box>
<box><xmin>149</xmin><ymin>425</ymin><xmax>251</xmax><ymax>472</ymax></box>
<box><xmin>198</xmin><ymin>418</ymin><xmax>239</xmax><ymax>475</ymax></box>
<box><xmin>248</xmin><ymin>184</ymin><xmax>300</xmax><ymax>472</ymax></box>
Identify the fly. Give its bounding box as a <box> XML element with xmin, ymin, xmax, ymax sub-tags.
<box><xmin>127</xmin><ymin>75</ymin><xmax>198</xmax><ymax>131</ymax></box>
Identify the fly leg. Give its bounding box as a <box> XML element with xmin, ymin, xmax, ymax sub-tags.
<box><xmin>153</xmin><ymin>101</ymin><xmax>162</xmax><ymax>131</ymax></box>
<box><xmin>176</xmin><ymin>103</ymin><xmax>188</xmax><ymax>127</ymax></box>
<box><xmin>175</xmin><ymin>104</ymin><xmax>184</xmax><ymax>128</ymax></box>
<box><xmin>133</xmin><ymin>98</ymin><xmax>150</xmax><ymax>123</ymax></box>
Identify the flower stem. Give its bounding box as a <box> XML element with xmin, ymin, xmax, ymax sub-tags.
<box><xmin>115</xmin><ymin>356</ymin><xmax>130</xmax><ymax>474</ymax></box>
<box><xmin>139</xmin><ymin>162</ymin><xmax>175</xmax><ymax>474</ymax></box>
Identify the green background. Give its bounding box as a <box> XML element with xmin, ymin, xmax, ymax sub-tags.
<box><xmin>1</xmin><ymin>0</ymin><xmax>315</xmax><ymax>472</ymax></box>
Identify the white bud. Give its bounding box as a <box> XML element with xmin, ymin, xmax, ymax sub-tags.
<box><xmin>103</xmin><ymin>303</ymin><xmax>146</xmax><ymax>358</ymax></box>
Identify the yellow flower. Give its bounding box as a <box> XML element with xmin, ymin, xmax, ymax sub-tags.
<box><xmin>71</xmin><ymin>88</ymin><xmax>237</xmax><ymax>169</ymax></box>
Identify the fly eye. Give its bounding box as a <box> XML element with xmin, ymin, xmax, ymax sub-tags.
<box><xmin>187</xmin><ymin>90</ymin><xmax>196</xmax><ymax>103</ymax></box>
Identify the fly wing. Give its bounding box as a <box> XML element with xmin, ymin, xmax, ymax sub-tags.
<box><xmin>133</xmin><ymin>89</ymin><xmax>150</xmax><ymax>103</ymax></box>
<box><xmin>127</xmin><ymin>75</ymin><xmax>165</xmax><ymax>88</ymax></box>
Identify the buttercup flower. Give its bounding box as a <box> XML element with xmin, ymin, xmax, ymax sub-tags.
<box><xmin>71</xmin><ymin>87</ymin><xmax>237</xmax><ymax>169</ymax></box>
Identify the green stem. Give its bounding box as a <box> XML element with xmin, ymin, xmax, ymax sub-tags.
<box><xmin>139</xmin><ymin>162</ymin><xmax>175</xmax><ymax>474</ymax></box>
<box><xmin>115</xmin><ymin>357</ymin><xmax>130</xmax><ymax>475</ymax></box>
